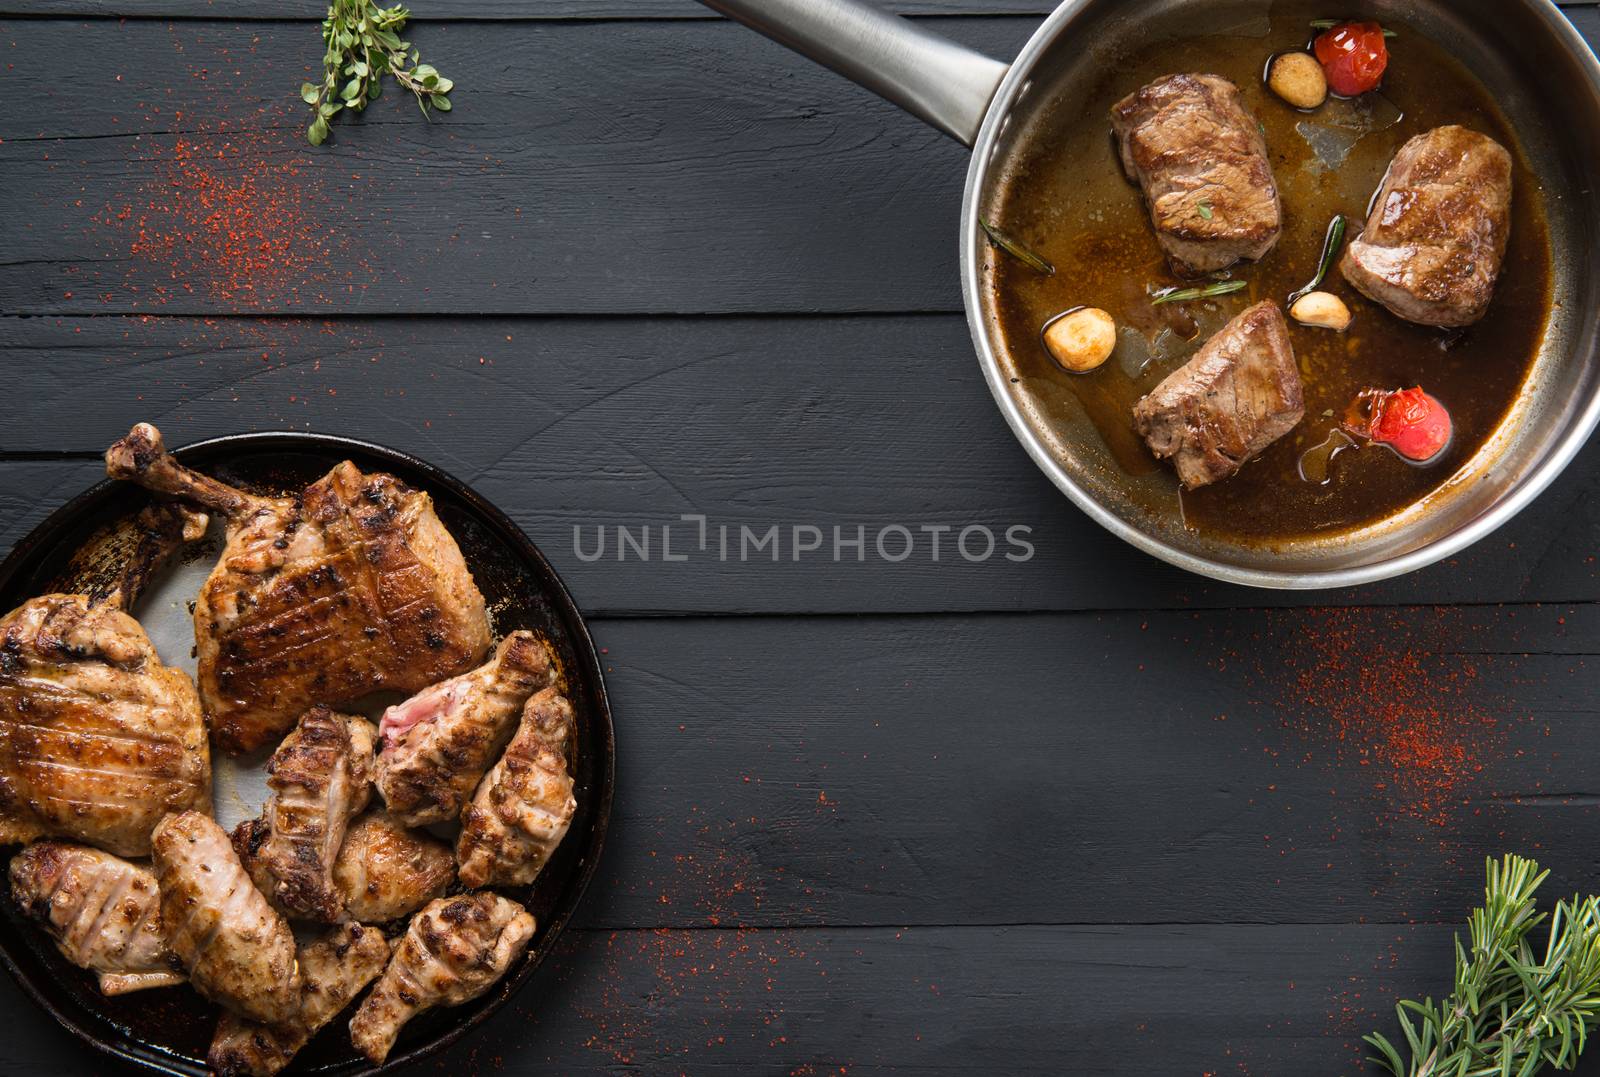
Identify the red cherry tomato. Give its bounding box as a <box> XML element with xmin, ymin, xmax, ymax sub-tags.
<box><xmin>1346</xmin><ymin>387</ymin><xmax>1451</xmax><ymax>462</ymax></box>
<box><xmin>1314</xmin><ymin>21</ymin><xmax>1390</xmax><ymax>96</ymax></box>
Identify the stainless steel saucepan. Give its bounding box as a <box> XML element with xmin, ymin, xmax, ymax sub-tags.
<box><xmin>697</xmin><ymin>0</ymin><xmax>1600</xmax><ymax>589</ymax></box>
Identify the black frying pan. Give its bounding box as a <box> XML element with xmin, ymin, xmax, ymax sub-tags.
<box><xmin>0</xmin><ymin>431</ymin><xmax>615</xmax><ymax>1075</ymax></box>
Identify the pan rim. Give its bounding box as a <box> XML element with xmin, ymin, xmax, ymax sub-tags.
<box><xmin>0</xmin><ymin>429</ymin><xmax>616</xmax><ymax>1076</ymax></box>
<box><xmin>958</xmin><ymin>0</ymin><xmax>1600</xmax><ymax>590</ymax></box>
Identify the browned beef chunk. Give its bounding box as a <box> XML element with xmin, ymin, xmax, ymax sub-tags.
<box><xmin>1111</xmin><ymin>74</ymin><xmax>1283</xmax><ymax>276</ymax></box>
<box><xmin>1340</xmin><ymin>125</ymin><xmax>1513</xmax><ymax>327</ymax></box>
<box><xmin>1132</xmin><ymin>301</ymin><xmax>1305</xmax><ymax>489</ymax></box>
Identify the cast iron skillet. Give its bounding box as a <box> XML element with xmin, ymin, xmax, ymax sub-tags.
<box><xmin>0</xmin><ymin>431</ymin><xmax>614</xmax><ymax>1075</ymax></box>
<box><xmin>699</xmin><ymin>0</ymin><xmax>1600</xmax><ymax>590</ymax></box>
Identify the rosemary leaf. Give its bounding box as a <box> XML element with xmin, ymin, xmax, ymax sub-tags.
<box><xmin>1151</xmin><ymin>280</ymin><xmax>1248</xmax><ymax>306</ymax></box>
<box><xmin>981</xmin><ymin>219</ymin><xmax>1055</xmax><ymax>276</ymax></box>
<box><xmin>1288</xmin><ymin>214</ymin><xmax>1347</xmax><ymax>307</ymax></box>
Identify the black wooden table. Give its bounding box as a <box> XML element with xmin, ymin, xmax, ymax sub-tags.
<box><xmin>3</xmin><ymin>2</ymin><xmax>1599</xmax><ymax>1074</ymax></box>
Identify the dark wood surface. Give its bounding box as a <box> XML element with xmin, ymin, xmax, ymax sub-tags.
<box><xmin>2</xmin><ymin>2</ymin><xmax>1599</xmax><ymax>1074</ymax></box>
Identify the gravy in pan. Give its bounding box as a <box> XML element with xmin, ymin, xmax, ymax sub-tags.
<box><xmin>989</xmin><ymin>14</ymin><xmax>1552</xmax><ymax>542</ymax></box>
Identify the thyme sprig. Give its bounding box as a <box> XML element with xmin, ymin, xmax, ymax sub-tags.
<box><xmin>301</xmin><ymin>0</ymin><xmax>454</xmax><ymax>145</ymax></box>
<box><xmin>1366</xmin><ymin>855</ymin><xmax>1600</xmax><ymax>1077</ymax></box>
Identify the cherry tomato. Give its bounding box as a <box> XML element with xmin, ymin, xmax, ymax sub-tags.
<box><xmin>1346</xmin><ymin>387</ymin><xmax>1451</xmax><ymax>462</ymax></box>
<box><xmin>1314</xmin><ymin>21</ymin><xmax>1390</xmax><ymax>97</ymax></box>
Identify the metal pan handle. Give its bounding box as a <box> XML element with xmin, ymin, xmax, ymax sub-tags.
<box><xmin>697</xmin><ymin>0</ymin><xmax>1010</xmax><ymax>147</ymax></box>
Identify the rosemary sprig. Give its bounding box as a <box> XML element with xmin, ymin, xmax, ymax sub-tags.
<box><xmin>1151</xmin><ymin>280</ymin><xmax>1248</xmax><ymax>306</ymax></box>
<box><xmin>1288</xmin><ymin>214</ymin><xmax>1347</xmax><ymax>307</ymax></box>
<box><xmin>301</xmin><ymin>0</ymin><xmax>454</xmax><ymax>145</ymax></box>
<box><xmin>980</xmin><ymin>219</ymin><xmax>1055</xmax><ymax>276</ymax></box>
<box><xmin>1366</xmin><ymin>854</ymin><xmax>1600</xmax><ymax>1077</ymax></box>
<box><xmin>1311</xmin><ymin>18</ymin><xmax>1399</xmax><ymax>37</ymax></box>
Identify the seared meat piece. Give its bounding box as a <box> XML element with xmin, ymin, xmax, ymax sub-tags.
<box><xmin>8</xmin><ymin>841</ymin><xmax>183</xmax><ymax>995</ymax></box>
<box><xmin>0</xmin><ymin>503</ymin><xmax>211</xmax><ymax>857</ymax></box>
<box><xmin>151</xmin><ymin>811</ymin><xmax>301</xmax><ymax>1025</ymax></box>
<box><xmin>1340</xmin><ymin>125</ymin><xmax>1514</xmax><ymax>326</ymax></box>
<box><xmin>375</xmin><ymin>631</ymin><xmax>556</xmax><ymax>827</ymax></box>
<box><xmin>456</xmin><ymin>687</ymin><xmax>577</xmax><ymax>889</ymax></box>
<box><xmin>208</xmin><ymin>921</ymin><xmax>391</xmax><ymax>1077</ymax></box>
<box><xmin>104</xmin><ymin>423</ymin><xmax>492</xmax><ymax>754</ymax></box>
<box><xmin>333</xmin><ymin>810</ymin><xmax>455</xmax><ymax>924</ymax></box>
<box><xmin>349</xmin><ymin>893</ymin><xmax>536</xmax><ymax>1064</ymax></box>
<box><xmin>1112</xmin><ymin>73</ymin><xmax>1283</xmax><ymax>275</ymax></box>
<box><xmin>1133</xmin><ymin>300</ymin><xmax>1305</xmax><ymax>488</ymax></box>
<box><xmin>250</xmin><ymin>708</ymin><xmax>376</xmax><ymax>921</ymax></box>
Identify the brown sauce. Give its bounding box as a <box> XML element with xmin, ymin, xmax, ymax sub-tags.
<box><xmin>989</xmin><ymin>15</ymin><xmax>1552</xmax><ymax>542</ymax></box>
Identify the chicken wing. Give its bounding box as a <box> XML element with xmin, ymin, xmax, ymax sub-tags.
<box><xmin>250</xmin><ymin>707</ymin><xmax>376</xmax><ymax>921</ymax></box>
<box><xmin>208</xmin><ymin>921</ymin><xmax>391</xmax><ymax>1077</ymax></box>
<box><xmin>8</xmin><ymin>840</ymin><xmax>183</xmax><ymax>995</ymax></box>
<box><xmin>456</xmin><ymin>687</ymin><xmax>577</xmax><ymax>889</ymax></box>
<box><xmin>375</xmin><ymin>631</ymin><xmax>555</xmax><ymax>827</ymax></box>
<box><xmin>348</xmin><ymin>892</ymin><xmax>536</xmax><ymax>1064</ymax></box>
<box><xmin>151</xmin><ymin>810</ymin><xmax>301</xmax><ymax>1024</ymax></box>
<box><xmin>332</xmin><ymin>810</ymin><xmax>455</xmax><ymax>924</ymax></box>
<box><xmin>0</xmin><ymin>502</ymin><xmax>211</xmax><ymax>856</ymax></box>
<box><xmin>104</xmin><ymin>423</ymin><xmax>492</xmax><ymax>754</ymax></box>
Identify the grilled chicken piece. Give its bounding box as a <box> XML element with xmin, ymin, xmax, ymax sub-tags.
<box><xmin>151</xmin><ymin>811</ymin><xmax>301</xmax><ymax>1024</ymax></box>
<box><xmin>333</xmin><ymin>810</ymin><xmax>455</xmax><ymax>923</ymax></box>
<box><xmin>349</xmin><ymin>893</ymin><xmax>536</xmax><ymax>1064</ymax></box>
<box><xmin>1112</xmin><ymin>73</ymin><xmax>1283</xmax><ymax>276</ymax></box>
<box><xmin>0</xmin><ymin>503</ymin><xmax>211</xmax><ymax>857</ymax></box>
<box><xmin>245</xmin><ymin>707</ymin><xmax>376</xmax><ymax>921</ymax></box>
<box><xmin>208</xmin><ymin>921</ymin><xmax>391</xmax><ymax>1077</ymax></box>
<box><xmin>457</xmin><ymin>688</ymin><xmax>577</xmax><ymax>889</ymax></box>
<box><xmin>375</xmin><ymin>631</ymin><xmax>556</xmax><ymax>827</ymax></box>
<box><xmin>104</xmin><ymin>423</ymin><xmax>492</xmax><ymax>754</ymax></box>
<box><xmin>8</xmin><ymin>841</ymin><xmax>183</xmax><ymax>995</ymax></box>
<box><xmin>1341</xmin><ymin>125</ymin><xmax>1514</xmax><ymax>327</ymax></box>
<box><xmin>1133</xmin><ymin>301</ymin><xmax>1305</xmax><ymax>489</ymax></box>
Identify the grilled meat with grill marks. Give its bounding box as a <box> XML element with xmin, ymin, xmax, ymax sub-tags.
<box><xmin>1112</xmin><ymin>73</ymin><xmax>1283</xmax><ymax>276</ymax></box>
<box><xmin>152</xmin><ymin>810</ymin><xmax>301</xmax><ymax>1025</ymax></box>
<box><xmin>456</xmin><ymin>687</ymin><xmax>577</xmax><ymax>889</ymax></box>
<box><xmin>208</xmin><ymin>921</ymin><xmax>391</xmax><ymax>1077</ymax></box>
<box><xmin>349</xmin><ymin>892</ymin><xmax>536</xmax><ymax>1064</ymax></box>
<box><xmin>243</xmin><ymin>707</ymin><xmax>376</xmax><ymax>922</ymax></box>
<box><xmin>332</xmin><ymin>810</ymin><xmax>455</xmax><ymax>924</ymax></box>
<box><xmin>375</xmin><ymin>631</ymin><xmax>556</xmax><ymax>827</ymax></box>
<box><xmin>1341</xmin><ymin>125</ymin><xmax>1514</xmax><ymax>327</ymax></box>
<box><xmin>0</xmin><ymin>502</ymin><xmax>210</xmax><ymax>857</ymax></box>
<box><xmin>104</xmin><ymin>423</ymin><xmax>492</xmax><ymax>754</ymax></box>
<box><xmin>8</xmin><ymin>840</ymin><xmax>184</xmax><ymax>995</ymax></box>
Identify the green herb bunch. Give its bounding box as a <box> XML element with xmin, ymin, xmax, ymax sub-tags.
<box><xmin>1367</xmin><ymin>855</ymin><xmax>1600</xmax><ymax>1077</ymax></box>
<box><xmin>301</xmin><ymin>0</ymin><xmax>454</xmax><ymax>145</ymax></box>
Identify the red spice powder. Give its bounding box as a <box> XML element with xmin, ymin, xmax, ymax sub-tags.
<box><xmin>534</xmin><ymin>822</ymin><xmax>832</xmax><ymax>1069</ymax></box>
<box><xmin>92</xmin><ymin>117</ymin><xmax>371</xmax><ymax>310</ymax></box>
<box><xmin>1232</xmin><ymin>606</ymin><xmax>1504</xmax><ymax>827</ymax></box>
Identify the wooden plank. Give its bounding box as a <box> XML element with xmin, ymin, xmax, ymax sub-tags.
<box><xmin>0</xmin><ymin>0</ymin><xmax>1055</xmax><ymax>16</ymax></box>
<box><xmin>0</xmin><ymin>0</ymin><xmax>1594</xmax><ymax>18</ymax></box>
<box><xmin>0</xmin><ymin>17</ymin><xmax>1027</xmax><ymax>317</ymax></box>
<box><xmin>4</xmin><ymin>14</ymin><xmax>1594</xmax><ymax>317</ymax></box>
<box><xmin>0</xmin><ymin>921</ymin><xmax>1555</xmax><ymax>1075</ymax></box>
<box><xmin>570</xmin><ymin>604</ymin><xmax>1600</xmax><ymax>930</ymax></box>
<box><xmin>6</xmin><ymin>314</ymin><xmax>1600</xmax><ymax>614</ymax></box>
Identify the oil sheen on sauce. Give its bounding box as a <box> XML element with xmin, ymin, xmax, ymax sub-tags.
<box><xmin>989</xmin><ymin>16</ymin><xmax>1551</xmax><ymax>543</ymax></box>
